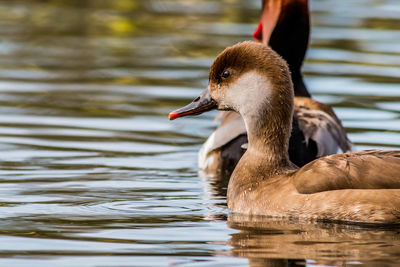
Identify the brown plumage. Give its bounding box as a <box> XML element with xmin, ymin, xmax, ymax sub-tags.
<box><xmin>171</xmin><ymin>41</ymin><xmax>400</xmax><ymax>223</ymax></box>
<box><xmin>199</xmin><ymin>0</ymin><xmax>351</xmax><ymax>178</ymax></box>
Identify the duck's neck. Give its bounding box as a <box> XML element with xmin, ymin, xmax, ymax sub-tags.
<box><xmin>227</xmin><ymin>86</ymin><xmax>294</xmax><ymax>205</ymax></box>
<box><xmin>244</xmin><ymin>107</ymin><xmax>292</xmax><ymax>171</ymax></box>
<box><xmin>237</xmin><ymin>83</ymin><xmax>294</xmax><ymax>177</ymax></box>
<box><xmin>263</xmin><ymin>0</ymin><xmax>310</xmax><ymax>97</ymax></box>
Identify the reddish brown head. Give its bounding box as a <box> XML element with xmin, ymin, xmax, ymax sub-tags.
<box><xmin>207</xmin><ymin>42</ymin><xmax>293</xmax><ymax>116</ymax></box>
<box><xmin>170</xmin><ymin>41</ymin><xmax>294</xmax><ymax>151</ymax></box>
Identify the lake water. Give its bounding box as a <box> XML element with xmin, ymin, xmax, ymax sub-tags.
<box><xmin>0</xmin><ymin>0</ymin><xmax>400</xmax><ymax>266</ymax></box>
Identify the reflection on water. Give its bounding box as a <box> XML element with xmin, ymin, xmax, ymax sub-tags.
<box><xmin>0</xmin><ymin>0</ymin><xmax>399</xmax><ymax>266</ymax></box>
<box><xmin>228</xmin><ymin>214</ymin><xmax>400</xmax><ymax>266</ymax></box>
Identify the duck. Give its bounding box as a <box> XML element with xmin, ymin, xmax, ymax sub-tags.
<box><xmin>196</xmin><ymin>0</ymin><xmax>351</xmax><ymax>178</ymax></box>
<box><xmin>169</xmin><ymin>41</ymin><xmax>400</xmax><ymax>223</ymax></box>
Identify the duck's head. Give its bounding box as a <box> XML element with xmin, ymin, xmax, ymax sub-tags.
<box><xmin>169</xmin><ymin>41</ymin><xmax>293</xmax><ymax>124</ymax></box>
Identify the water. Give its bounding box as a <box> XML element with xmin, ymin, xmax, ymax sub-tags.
<box><xmin>0</xmin><ymin>0</ymin><xmax>399</xmax><ymax>266</ymax></box>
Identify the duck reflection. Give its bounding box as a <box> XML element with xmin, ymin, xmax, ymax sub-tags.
<box><xmin>226</xmin><ymin>214</ymin><xmax>400</xmax><ymax>266</ymax></box>
<box><xmin>200</xmin><ymin>170</ymin><xmax>230</xmax><ymax>201</ymax></box>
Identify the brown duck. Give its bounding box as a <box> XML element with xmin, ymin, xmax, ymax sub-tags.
<box><xmin>192</xmin><ymin>0</ymin><xmax>351</xmax><ymax>178</ymax></box>
<box><xmin>169</xmin><ymin>42</ymin><xmax>400</xmax><ymax>223</ymax></box>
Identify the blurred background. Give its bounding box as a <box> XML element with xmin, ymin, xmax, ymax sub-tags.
<box><xmin>0</xmin><ymin>0</ymin><xmax>400</xmax><ymax>266</ymax></box>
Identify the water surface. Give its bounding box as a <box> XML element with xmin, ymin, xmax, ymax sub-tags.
<box><xmin>0</xmin><ymin>0</ymin><xmax>400</xmax><ymax>266</ymax></box>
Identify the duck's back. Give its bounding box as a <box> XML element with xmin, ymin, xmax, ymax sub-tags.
<box><xmin>292</xmin><ymin>150</ymin><xmax>400</xmax><ymax>194</ymax></box>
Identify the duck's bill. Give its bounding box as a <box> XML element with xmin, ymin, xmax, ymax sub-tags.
<box><xmin>169</xmin><ymin>89</ymin><xmax>217</xmax><ymax>120</ymax></box>
<box><xmin>252</xmin><ymin>21</ymin><xmax>263</xmax><ymax>42</ymax></box>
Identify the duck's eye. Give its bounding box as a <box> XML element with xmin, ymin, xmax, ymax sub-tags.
<box><xmin>221</xmin><ymin>70</ymin><xmax>230</xmax><ymax>79</ymax></box>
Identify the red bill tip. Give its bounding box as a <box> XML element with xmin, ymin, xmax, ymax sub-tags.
<box><xmin>252</xmin><ymin>21</ymin><xmax>263</xmax><ymax>42</ymax></box>
<box><xmin>169</xmin><ymin>112</ymin><xmax>179</xmax><ymax>120</ymax></box>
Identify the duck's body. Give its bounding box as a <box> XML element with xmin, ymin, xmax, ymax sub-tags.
<box><xmin>230</xmin><ymin>177</ymin><xmax>400</xmax><ymax>223</ymax></box>
<box><xmin>199</xmin><ymin>0</ymin><xmax>351</xmax><ymax>177</ymax></box>
<box><xmin>230</xmin><ymin>149</ymin><xmax>400</xmax><ymax>223</ymax></box>
<box><xmin>170</xmin><ymin>42</ymin><xmax>400</xmax><ymax>223</ymax></box>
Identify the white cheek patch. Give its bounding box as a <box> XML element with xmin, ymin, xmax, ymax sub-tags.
<box><xmin>224</xmin><ymin>71</ymin><xmax>272</xmax><ymax>116</ymax></box>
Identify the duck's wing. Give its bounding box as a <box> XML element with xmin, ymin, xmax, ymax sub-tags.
<box><xmin>294</xmin><ymin>97</ymin><xmax>352</xmax><ymax>156</ymax></box>
<box><xmin>292</xmin><ymin>150</ymin><xmax>400</xmax><ymax>194</ymax></box>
